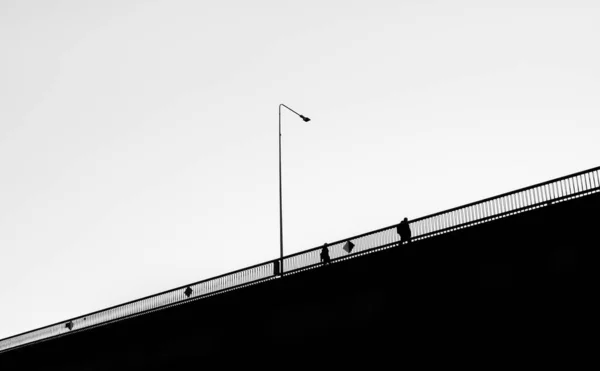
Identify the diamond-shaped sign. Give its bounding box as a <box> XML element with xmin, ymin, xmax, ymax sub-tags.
<box><xmin>66</xmin><ymin>321</ymin><xmax>74</xmax><ymax>331</ymax></box>
<box><xmin>184</xmin><ymin>286</ymin><xmax>193</xmax><ymax>298</ymax></box>
<box><xmin>343</xmin><ymin>240</ymin><xmax>355</xmax><ymax>253</ymax></box>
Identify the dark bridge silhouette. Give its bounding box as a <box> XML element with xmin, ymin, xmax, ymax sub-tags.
<box><xmin>1</xmin><ymin>166</ymin><xmax>598</xmax><ymax>368</ymax></box>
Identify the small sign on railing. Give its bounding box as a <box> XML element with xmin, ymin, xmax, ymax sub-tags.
<box><xmin>343</xmin><ymin>240</ymin><xmax>355</xmax><ymax>254</ymax></box>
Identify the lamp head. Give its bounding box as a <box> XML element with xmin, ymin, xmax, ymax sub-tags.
<box><xmin>300</xmin><ymin>115</ymin><xmax>311</xmax><ymax>122</ymax></box>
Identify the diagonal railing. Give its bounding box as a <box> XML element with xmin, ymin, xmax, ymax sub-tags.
<box><xmin>1</xmin><ymin>165</ymin><xmax>599</xmax><ymax>353</ymax></box>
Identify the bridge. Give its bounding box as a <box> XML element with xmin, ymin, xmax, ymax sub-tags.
<box><xmin>1</xmin><ymin>166</ymin><xmax>598</xmax><ymax>368</ymax></box>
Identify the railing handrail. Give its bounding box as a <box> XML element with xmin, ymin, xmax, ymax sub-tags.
<box><xmin>285</xmin><ymin>164</ymin><xmax>600</xmax><ymax>259</ymax></box>
<box><xmin>1</xmin><ymin>164</ymin><xmax>599</xmax><ymax>349</ymax></box>
<box><xmin>0</xmin><ymin>259</ymin><xmax>277</xmax><ymax>343</ymax></box>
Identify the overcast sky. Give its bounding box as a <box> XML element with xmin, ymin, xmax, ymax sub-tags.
<box><xmin>1</xmin><ymin>0</ymin><xmax>599</xmax><ymax>340</ymax></box>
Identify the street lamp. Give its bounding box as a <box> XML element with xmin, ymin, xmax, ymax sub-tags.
<box><xmin>278</xmin><ymin>104</ymin><xmax>310</xmax><ymax>276</ymax></box>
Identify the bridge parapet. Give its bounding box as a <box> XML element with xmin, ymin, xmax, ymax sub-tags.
<box><xmin>1</xmin><ymin>165</ymin><xmax>599</xmax><ymax>353</ymax></box>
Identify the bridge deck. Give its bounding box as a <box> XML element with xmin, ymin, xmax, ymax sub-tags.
<box><xmin>1</xmin><ymin>168</ymin><xmax>598</xmax><ymax>368</ymax></box>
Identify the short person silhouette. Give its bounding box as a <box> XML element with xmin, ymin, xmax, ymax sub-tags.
<box><xmin>320</xmin><ymin>243</ymin><xmax>331</xmax><ymax>265</ymax></box>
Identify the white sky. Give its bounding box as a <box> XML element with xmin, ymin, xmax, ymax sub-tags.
<box><xmin>1</xmin><ymin>0</ymin><xmax>599</xmax><ymax>340</ymax></box>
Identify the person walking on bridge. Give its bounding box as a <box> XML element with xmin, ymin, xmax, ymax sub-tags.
<box><xmin>320</xmin><ymin>243</ymin><xmax>331</xmax><ymax>265</ymax></box>
<box><xmin>397</xmin><ymin>217</ymin><xmax>412</xmax><ymax>245</ymax></box>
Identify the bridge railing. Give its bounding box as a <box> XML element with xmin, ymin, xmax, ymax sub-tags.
<box><xmin>2</xmin><ymin>165</ymin><xmax>599</xmax><ymax>353</ymax></box>
<box><xmin>284</xmin><ymin>166</ymin><xmax>600</xmax><ymax>274</ymax></box>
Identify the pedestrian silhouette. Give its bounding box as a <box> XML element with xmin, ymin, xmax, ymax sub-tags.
<box><xmin>320</xmin><ymin>243</ymin><xmax>331</xmax><ymax>265</ymax></box>
<box><xmin>397</xmin><ymin>217</ymin><xmax>412</xmax><ymax>244</ymax></box>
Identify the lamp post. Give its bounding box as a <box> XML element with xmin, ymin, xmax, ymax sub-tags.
<box><xmin>279</xmin><ymin>104</ymin><xmax>310</xmax><ymax>277</ymax></box>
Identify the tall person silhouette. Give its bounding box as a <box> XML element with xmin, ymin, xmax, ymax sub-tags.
<box><xmin>397</xmin><ymin>217</ymin><xmax>412</xmax><ymax>245</ymax></box>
